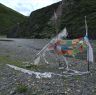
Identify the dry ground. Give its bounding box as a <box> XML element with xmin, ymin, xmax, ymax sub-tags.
<box><xmin>0</xmin><ymin>38</ymin><xmax>96</xmax><ymax>95</ymax></box>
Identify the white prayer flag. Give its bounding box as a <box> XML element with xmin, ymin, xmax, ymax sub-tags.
<box><xmin>58</xmin><ymin>27</ymin><xmax>68</xmax><ymax>39</ymax></box>
<box><xmin>84</xmin><ymin>16</ymin><xmax>94</xmax><ymax>63</ymax></box>
<box><xmin>84</xmin><ymin>36</ymin><xmax>94</xmax><ymax>63</ymax></box>
<box><xmin>34</xmin><ymin>56</ymin><xmax>40</xmax><ymax>65</ymax></box>
<box><xmin>54</xmin><ymin>11</ymin><xmax>57</xmax><ymax>20</ymax></box>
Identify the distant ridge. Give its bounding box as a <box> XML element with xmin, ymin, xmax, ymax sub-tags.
<box><xmin>0</xmin><ymin>3</ymin><xmax>27</xmax><ymax>35</ymax></box>
<box><xmin>7</xmin><ymin>2</ymin><xmax>61</xmax><ymax>38</ymax></box>
<box><xmin>4</xmin><ymin>0</ymin><xmax>96</xmax><ymax>39</ymax></box>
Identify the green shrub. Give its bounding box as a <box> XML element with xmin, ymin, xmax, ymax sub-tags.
<box><xmin>16</xmin><ymin>84</ymin><xmax>28</xmax><ymax>93</ymax></box>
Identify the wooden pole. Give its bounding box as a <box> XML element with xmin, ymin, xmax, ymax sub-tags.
<box><xmin>85</xmin><ymin>16</ymin><xmax>90</xmax><ymax>71</ymax></box>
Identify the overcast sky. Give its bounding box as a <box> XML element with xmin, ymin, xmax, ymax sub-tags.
<box><xmin>0</xmin><ymin>0</ymin><xmax>61</xmax><ymax>16</ymax></box>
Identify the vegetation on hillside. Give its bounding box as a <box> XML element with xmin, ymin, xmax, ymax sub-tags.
<box><xmin>0</xmin><ymin>3</ymin><xmax>27</xmax><ymax>35</ymax></box>
<box><xmin>61</xmin><ymin>0</ymin><xmax>96</xmax><ymax>39</ymax></box>
<box><xmin>2</xmin><ymin>0</ymin><xmax>96</xmax><ymax>39</ymax></box>
<box><xmin>14</xmin><ymin>2</ymin><xmax>60</xmax><ymax>38</ymax></box>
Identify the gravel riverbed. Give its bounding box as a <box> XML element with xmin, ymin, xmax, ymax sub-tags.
<box><xmin>0</xmin><ymin>38</ymin><xmax>96</xmax><ymax>95</ymax></box>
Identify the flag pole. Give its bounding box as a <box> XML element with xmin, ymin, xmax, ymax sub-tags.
<box><xmin>85</xmin><ymin>16</ymin><xmax>90</xmax><ymax>71</ymax></box>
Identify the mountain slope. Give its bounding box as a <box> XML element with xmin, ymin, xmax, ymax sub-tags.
<box><xmin>13</xmin><ymin>2</ymin><xmax>60</xmax><ymax>38</ymax></box>
<box><xmin>0</xmin><ymin>3</ymin><xmax>27</xmax><ymax>35</ymax></box>
<box><xmin>61</xmin><ymin>0</ymin><xmax>96</xmax><ymax>39</ymax></box>
<box><xmin>8</xmin><ymin>0</ymin><xmax>96</xmax><ymax>39</ymax></box>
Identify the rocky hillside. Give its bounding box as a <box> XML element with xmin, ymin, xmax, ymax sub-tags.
<box><xmin>61</xmin><ymin>0</ymin><xmax>96</xmax><ymax>39</ymax></box>
<box><xmin>6</xmin><ymin>0</ymin><xmax>96</xmax><ymax>39</ymax></box>
<box><xmin>0</xmin><ymin>3</ymin><xmax>27</xmax><ymax>35</ymax></box>
<box><xmin>7</xmin><ymin>2</ymin><xmax>60</xmax><ymax>38</ymax></box>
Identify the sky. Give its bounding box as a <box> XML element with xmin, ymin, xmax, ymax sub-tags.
<box><xmin>0</xmin><ymin>0</ymin><xmax>61</xmax><ymax>16</ymax></box>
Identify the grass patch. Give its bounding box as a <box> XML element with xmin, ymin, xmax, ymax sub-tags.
<box><xmin>74</xmin><ymin>75</ymin><xmax>81</xmax><ymax>80</ymax></box>
<box><xmin>0</xmin><ymin>55</ymin><xmax>56</xmax><ymax>73</ymax></box>
<box><xmin>0</xmin><ymin>55</ymin><xmax>51</xmax><ymax>73</ymax></box>
<box><xmin>18</xmin><ymin>45</ymin><xmax>22</xmax><ymax>47</ymax></box>
<box><xmin>0</xmin><ymin>3</ymin><xmax>27</xmax><ymax>35</ymax></box>
<box><xmin>0</xmin><ymin>55</ymin><xmax>23</xmax><ymax>67</ymax></box>
<box><xmin>16</xmin><ymin>84</ymin><xmax>28</xmax><ymax>93</ymax></box>
<box><xmin>25</xmin><ymin>64</ymin><xmax>40</xmax><ymax>70</ymax></box>
<box><xmin>25</xmin><ymin>64</ymin><xmax>61</xmax><ymax>73</ymax></box>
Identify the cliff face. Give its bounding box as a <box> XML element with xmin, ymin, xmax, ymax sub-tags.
<box><xmin>8</xmin><ymin>0</ymin><xmax>96</xmax><ymax>39</ymax></box>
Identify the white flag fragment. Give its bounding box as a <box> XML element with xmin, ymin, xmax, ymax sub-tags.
<box><xmin>33</xmin><ymin>56</ymin><xmax>40</xmax><ymax>65</ymax></box>
<box><xmin>84</xmin><ymin>36</ymin><xmax>94</xmax><ymax>63</ymax></box>
<box><xmin>54</xmin><ymin>11</ymin><xmax>58</xmax><ymax>20</ymax></box>
<box><xmin>58</xmin><ymin>28</ymin><xmax>68</xmax><ymax>39</ymax></box>
<box><xmin>84</xmin><ymin>16</ymin><xmax>94</xmax><ymax>63</ymax></box>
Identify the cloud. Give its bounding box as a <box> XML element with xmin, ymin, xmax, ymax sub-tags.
<box><xmin>0</xmin><ymin>0</ymin><xmax>61</xmax><ymax>16</ymax></box>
